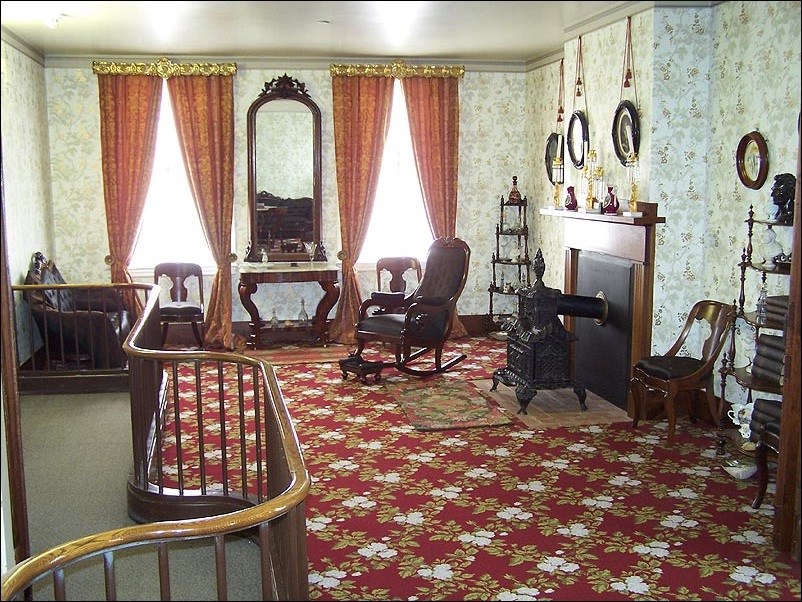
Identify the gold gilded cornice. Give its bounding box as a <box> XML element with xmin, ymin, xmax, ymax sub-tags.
<box><xmin>92</xmin><ymin>57</ymin><xmax>237</xmax><ymax>78</ymax></box>
<box><xmin>330</xmin><ymin>58</ymin><xmax>464</xmax><ymax>78</ymax></box>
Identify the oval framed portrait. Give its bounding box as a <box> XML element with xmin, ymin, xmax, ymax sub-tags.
<box><xmin>544</xmin><ymin>132</ymin><xmax>563</xmax><ymax>184</ymax></box>
<box><xmin>611</xmin><ymin>100</ymin><xmax>640</xmax><ymax>166</ymax></box>
<box><xmin>567</xmin><ymin>110</ymin><xmax>589</xmax><ymax>168</ymax></box>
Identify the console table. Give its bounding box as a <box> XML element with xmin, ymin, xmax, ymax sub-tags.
<box><xmin>238</xmin><ymin>262</ymin><xmax>340</xmax><ymax>349</ymax></box>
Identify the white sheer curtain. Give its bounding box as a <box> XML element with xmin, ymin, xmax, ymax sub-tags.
<box><xmin>358</xmin><ymin>80</ymin><xmax>433</xmax><ymax>263</ymax></box>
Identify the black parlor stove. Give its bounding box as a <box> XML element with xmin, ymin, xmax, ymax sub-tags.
<box><xmin>491</xmin><ymin>248</ymin><xmax>608</xmax><ymax>414</ymax></box>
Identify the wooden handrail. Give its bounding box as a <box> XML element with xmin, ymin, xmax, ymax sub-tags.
<box><xmin>3</xmin><ymin>283</ymin><xmax>311</xmax><ymax>600</ymax></box>
<box><xmin>1</xmin><ymin>498</ymin><xmax>309</xmax><ymax>600</ymax></box>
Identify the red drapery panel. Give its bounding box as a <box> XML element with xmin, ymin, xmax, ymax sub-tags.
<box><xmin>167</xmin><ymin>76</ymin><xmax>235</xmax><ymax>350</ymax></box>
<box><xmin>97</xmin><ymin>74</ymin><xmax>161</xmax><ymax>315</ymax></box>
<box><xmin>329</xmin><ymin>75</ymin><xmax>394</xmax><ymax>344</ymax></box>
<box><xmin>402</xmin><ymin>76</ymin><xmax>466</xmax><ymax>337</ymax></box>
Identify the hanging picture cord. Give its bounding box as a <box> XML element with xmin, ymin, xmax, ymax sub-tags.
<box><xmin>573</xmin><ymin>36</ymin><xmax>587</xmax><ymax>114</ymax></box>
<box><xmin>556</xmin><ymin>58</ymin><xmax>565</xmax><ymax>127</ymax></box>
<box><xmin>620</xmin><ymin>16</ymin><xmax>639</xmax><ymax>108</ymax></box>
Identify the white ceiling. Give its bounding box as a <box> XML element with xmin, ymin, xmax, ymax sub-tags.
<box><xmin>0</xmin><ymin>1</ymin><xmax>681</xmax><ymax>67</ymax></box>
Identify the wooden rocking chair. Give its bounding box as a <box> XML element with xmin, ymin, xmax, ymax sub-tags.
<box><xmin>351</xmin><ymin>237</ymin><xmax>470</xmax><ymax>377</ymax></box>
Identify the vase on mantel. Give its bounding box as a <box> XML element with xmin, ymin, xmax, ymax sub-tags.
<box><xmin>564</xmin><ymin>185</ymin><xmax>578</xmax><ymax>211</ymax></box>
<box><xmin>602</xmin><ymin>185</ymin><xmax>619</xmax><ymax>214</ymax></box>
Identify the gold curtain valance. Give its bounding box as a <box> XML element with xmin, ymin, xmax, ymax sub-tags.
<box><xmin>330</xmin><ymin>59</ymin><xmax>464</xmax><ymax>78</ymax></box>
<box><xmin>92</xmin><ymin>57</ymin><xmax>237</xmax><ymax>78</ymax></box>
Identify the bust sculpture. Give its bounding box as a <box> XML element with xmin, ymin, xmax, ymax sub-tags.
<box><xmin>771</xmin><ymin>172</ymin><xmax>796</xmax><ymax>225</ymax></box>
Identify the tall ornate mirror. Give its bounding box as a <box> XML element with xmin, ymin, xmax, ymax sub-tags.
<box><xmin>246</xmin><ymin>74</ymin><xmax>322</xmax><ymax>262</ymax></box>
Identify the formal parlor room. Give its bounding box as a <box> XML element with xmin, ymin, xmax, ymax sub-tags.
<box><xmin>1</xmin><ymin>1</ymin><xmax>800</xmax><ymax>600</ymax></box>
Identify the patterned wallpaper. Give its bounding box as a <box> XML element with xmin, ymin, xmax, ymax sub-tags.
<box><xmin>706</xmin><ymin>1</ymin><xmax>800</xmax><ymax>399</ymax></box>
<box><xmin>44</xmin><ymin>67</ymin><xmax>108</xmax><ymax>279</ymax></box>
<box><xmin>1</xmin><ymin>43</ymin><xmax>52</xmax><ymax>357</ymax></box>
<box><xmin>2</xmin><ymin>2</ymin><xmax>800</xmax><ymax>405</ymax></box>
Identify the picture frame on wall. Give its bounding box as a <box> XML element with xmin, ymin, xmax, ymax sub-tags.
<box><xmin>611</xmin><ymin>100</ymin><xmax>640</xmax><ymax>166</ymax></box>
<box><xmin>567</xmin><ymin>110</ymin><xmax>589</xmax><ymax>168</ymax></box>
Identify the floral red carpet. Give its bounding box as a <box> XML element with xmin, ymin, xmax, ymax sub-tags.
<box><xmin>163</xmin><ymin>337</ymin><xmax>800</xmax><ymax>599</ymax></box>
<box><xmin>266</xmin><ymin>339</ymin><xmax>800</xmax><ymax>600</ymax></box>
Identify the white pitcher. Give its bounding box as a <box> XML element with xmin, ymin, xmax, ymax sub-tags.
<box><xmin>728</xmin><ymin>402</ymin><xmax>755</xmax><ymax>440</ymax></box>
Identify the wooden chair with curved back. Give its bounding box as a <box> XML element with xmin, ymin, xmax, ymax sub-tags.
<box><xmin>375</xmin><ymin>256</ymin><xmax>423</xmax><ymax>314</ymax></box>
<box><xmin>630</xmin><ymin>299</ymin><xmax>736</xmax><ymax>440</ymax></box>
<box><xmin>154</xmin><ymin>262</ymin><xmax>205</xmax><ymax>348</ymax></box>
<box><xmin>352</xmin><ymin>237</ymin><xmax>470</xmax><ymax>377</ymax></box>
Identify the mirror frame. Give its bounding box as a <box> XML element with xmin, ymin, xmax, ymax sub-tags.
<box><xmin>566</xmin><ymin>110</ymin><xmax>589</xmax><ymax>168</ymax></box>
<box><xmin>611</xmin><ymin>100</ymin><xmax>640</xmax><ymax>166</ymax></box>
<box><xmin>544</xmin><ymin>132</ymin><xmax>563</xmax><ymax>184</ymax></box>
<box><xmin>246</xmin><ymin>74</ymin><xmax>322</xmax><ymax>262</ymax></box>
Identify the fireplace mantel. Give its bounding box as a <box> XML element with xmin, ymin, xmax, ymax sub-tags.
<box><xmin>540</xmin><ymin>202</ymin><xmax>666</xmax><ymax>415</ymax></box>
<box><xmin>540</xmin><ymin>204</ymin><xmax>665</xmax><ymax>262</ymax></box>
<box><xmin>540</xmin><ymin>205</ymin><xmax>665</xmax><ymax>226</ymax></box>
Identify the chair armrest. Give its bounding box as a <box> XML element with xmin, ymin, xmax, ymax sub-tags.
<box><xmin>402</xmin><ymin>301</ymin><xmax>453</xmax><ymax>344</ymax></box>
<box><xmin>414</xmin><ymin>296</ymin><xmax>447</xmax><ymax>307</ymax></box>
<box><xmin>359</xmin><ymin>292</ymin><xmax>411</xmax><ymax>318</ymax></box>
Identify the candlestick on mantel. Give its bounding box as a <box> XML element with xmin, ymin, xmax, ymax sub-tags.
<box><xmin>623</xmin><ymin>152</ymin><xmax>642</xmax><ymax>217</ymax></box>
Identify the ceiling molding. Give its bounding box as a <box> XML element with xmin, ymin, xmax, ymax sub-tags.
<box><xmin>565</xmin><ymin>1</ymin><xmax>653</xmax><ymax>38</ymax></box>
<box><xmin>39</xmin><ymin>54</ymin><xmax>531</xmax><ymax>74</ymax></box>
<box><xmin>1</xmin><ymin>27</ymin><xmax>44</xmax><ymax>66</ymax></box>
<box><xmin>526</xmin><ymin>49</ymin><xmax>565</xmax><ymax>72</ymax></box>
<box><xmin>563</xmin><ymin>1</ymin><xmax>718</xmax><ymax>39</ymax></box>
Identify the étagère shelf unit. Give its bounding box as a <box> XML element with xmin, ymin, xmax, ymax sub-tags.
<box><xmin>720</xmin><ymin>205</ymin><xmax>791</xmax><ymax>404</ymax></box>
<box><xmin>488</xmin><ymin>176</ymin><xmax>531</xmax><ymax>330</ymax></box>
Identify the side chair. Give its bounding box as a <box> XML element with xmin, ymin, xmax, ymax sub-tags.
<box><xmin>154</xmin><ymin>262</ymin><xmax>205</xmax><ymax>348</ymax></box>
<box><xmin>374</xmin><ymin>256</ymin><xmax>423</xmax><ymax>314</ymax></box>
<box><xmin>630</xmin><ymin>299</ymin><xmax>736</xmax><ymax>441</ymax></box>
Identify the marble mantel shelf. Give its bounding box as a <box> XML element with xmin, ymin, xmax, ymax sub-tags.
<box><xmin>540</xmin><ymin>204</ymin><xmax>665</xmax><ymax>226</ymax></box>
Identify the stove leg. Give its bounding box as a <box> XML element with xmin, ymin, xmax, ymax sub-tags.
<box><xmin>573</xmin><ymin>383</ymin><xmax>588</xmax><ymax>411</ymax></box>
<box><xmin>515</xmin><ymin>385</ymin><xmax>536</xmax><ymax>414</ymax></box>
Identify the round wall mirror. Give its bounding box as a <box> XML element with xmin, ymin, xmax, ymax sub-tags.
<box><xmin>246</xmin><ymin>74</ymin><xmax>322</xmax><ymax>262</ymax></box>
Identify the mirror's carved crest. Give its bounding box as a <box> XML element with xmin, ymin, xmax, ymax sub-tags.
<box><xmin>260</xmin><ymin>74</ymin><xmax>311</xmax><ymax>98</ymax></box>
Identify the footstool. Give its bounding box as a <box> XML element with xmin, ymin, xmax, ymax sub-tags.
<box><xmin>338</xmin><ymin>356</ymin><xmax>384</xmax><ymax>384</ymax></box>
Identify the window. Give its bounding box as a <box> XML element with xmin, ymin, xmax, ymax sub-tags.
<box><xmin>357</xmin><ymin>80</ymin><xmax>433</xmax><ymax>263</ymax></box>
<box><xmin>130</xmin><ymin>82</ymin><xmax>215</xmax><ymax>268</ymax></box>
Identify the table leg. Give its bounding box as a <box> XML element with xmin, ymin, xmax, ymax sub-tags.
<box><xmin>313</xmin><ymin>281</ymin><xmax>340</xmax><ymax>345</ymax></box>
<box><xmin>715</xmin><ymin>355</ymin><xmax>729</xmax><ymax>456</ymax></box>
<box><xmin>238</xmin><ymin>280</ymin><xmax>262</xmax><ymax>349</ymax></box>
